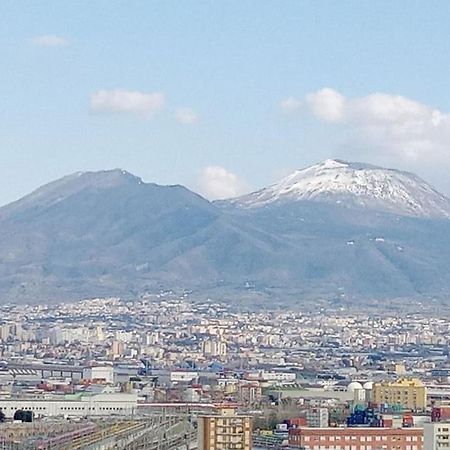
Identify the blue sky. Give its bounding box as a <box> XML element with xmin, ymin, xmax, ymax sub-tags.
<box><xmin>2</xmin><ymin>1</ymin><xmax>450</xmax><ymax>204</ymax></box>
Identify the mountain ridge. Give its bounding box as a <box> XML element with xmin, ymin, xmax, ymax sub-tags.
<box><xmin>226</xmin><ymin>159</ymin><xmax>450</xmax><ymax>218</ymax></box>
<box><xmin>1</xmin><ymin>161</ymin><xmax>450</xmax><ymax>305</ymax></box>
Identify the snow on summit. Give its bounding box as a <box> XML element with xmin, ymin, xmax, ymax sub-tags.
<box><xmin>231</xmin><ymin>159</ymin><xmax>450</xmax><ymax>218</ymax></box>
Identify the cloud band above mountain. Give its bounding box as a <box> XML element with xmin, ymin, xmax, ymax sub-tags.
<box><xmin>90</xmin><ymin>89</ymin><xmax>165</xmax><ymax>116</ymax></box>
<box><xmin>197</xmin><ymin>166</ymin><xmax>248</xmax><ymax>200</ymax></box>
<box><xmin>282</xmin><ymin>88</ymin><xmax>450</xmax><ymax>166</ymax></box>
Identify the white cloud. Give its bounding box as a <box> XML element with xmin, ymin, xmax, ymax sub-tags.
<box><xmin>90</xmin><ymin>89</ymin><xmax>165</xmax><ymax>116</ymax></box>
<box><xmin>302</xmin><ymin>88</ymin><xmax>450</xmax><ymax>166</ymax></box>
<box><xmin>280</xmin><ymin>97</ymin><xmax>301</xmax><ymax>112</ymax></box>
<box><xmin>350</xmin><ymin>93</ymin><xmax>435</xmax><ymax>125</ymax></box>
<box><xmin>306</xmin><ymin>88</ymin><xmax>346</xmax><ymax>123</ymax></box>
<box><xmin>174</xmin><ymin>107</ymin><xmax>199</xmax><ymax>124</ymax></box>
<box><xmin>31</xmin><ymin>35</ymin><xmax>68</xmax><ymax>47</ymax></box>
<box><xmin>197</xmin><ymin>166</ymin><xmax>248</xmax><ymax>200</ymax></box>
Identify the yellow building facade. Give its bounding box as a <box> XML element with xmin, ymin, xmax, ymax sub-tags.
<box><xmin>197</xmin><ymin>407</ymin><xmax>252</xmax><ymax>450</ymax></box>
<box><xmin>372</xmin><ymin>378</ymin><xmax>426</xmax><ymax>411</ymax></box>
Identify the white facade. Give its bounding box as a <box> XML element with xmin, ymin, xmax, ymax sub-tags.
<box><xmin>353</xmin><ymin>387</ymin><xmax>367</xmax><ymax>403</ymax></box>
<box><xmin>170</xmin><ymin>371</ymin><xmax>198</xmax><ymax>383</ymax></box>
<box><xmin>262</xmin><ymin>371</ymin><xmax>296</xmax><ymax>382</ymax></box>
<box><xmin>83</xmin><ymin>366</ymin><xmax>114</xmax><ymax>383</ymax></box>
<box><xmin>0</xmin><ymin>393</ymin><xmax>138</xmax><ymax>418</ymax></box>
<box><xmin>424</xmin><ymin>422</ymin><xmax>450</xmax><ymax>450</ymax></box>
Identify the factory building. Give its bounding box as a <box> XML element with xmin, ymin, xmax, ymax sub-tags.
<box><xmin>0</xmin><ymin>393</ymin><xmax>138</xmax><ymax>418</ymax></box>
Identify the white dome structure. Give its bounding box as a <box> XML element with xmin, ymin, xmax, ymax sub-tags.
<box><xmin>363</xmin><ymin>381</ymin><xmax>374</xmax><ymax>390</ymax></box>
<box><xmin>347</xmin><ymin>381</ymin><xmax>363</xmax><ymax>392</ymax></box>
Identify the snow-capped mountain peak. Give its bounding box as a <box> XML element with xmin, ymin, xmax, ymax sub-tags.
<box><xmin>229</xmin><ymin>159</ymin><xmax>450</xmax><ymax>218</ymax></box>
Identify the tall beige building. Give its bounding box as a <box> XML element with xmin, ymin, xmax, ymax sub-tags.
<box><xmin>202</xmin><ymin>339</ymin><xmax>227</xmax><ymax>357</ymax></box>
<box><xmin>372</xmin><ymin>378</ymin><xmax>426</xmax><ymax>411</ymax></box>
<box><xmin>197</xmin><ymin>407</ymin><xmax>252</xmax><ymax>450</ymax></box>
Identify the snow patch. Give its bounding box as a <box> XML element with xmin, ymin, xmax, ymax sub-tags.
<box><xmin>230</xmin><ymin>159</ymin><xmax>450</xmax><ymax>218</ymax></box>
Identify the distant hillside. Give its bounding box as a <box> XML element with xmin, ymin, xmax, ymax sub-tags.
<box><xmin>1</xmin><ymin>162</ymin><xmax>450</xmax><ymax>305</ymax></box>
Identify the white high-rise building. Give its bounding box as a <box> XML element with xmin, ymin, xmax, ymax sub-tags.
<box><xmin>424</xmin><ymin>422</ymin><xmax>450</xmax><ymax>450</ymax></box>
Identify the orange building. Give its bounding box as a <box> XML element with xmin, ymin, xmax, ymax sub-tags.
<box><xmin>289</xmin><ymin>426</ymin><xmax>423</xmax><ymax>450</ymax></box>
<box><xmin>197</xmin><ymin>407</ymin><xmax>252</xmax><ymax>450</ymax></box>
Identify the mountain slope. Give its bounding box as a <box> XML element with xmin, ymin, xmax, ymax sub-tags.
<box><xmin>1</xmin><ymin>163</ymin><xmax>450</xmax><ymax>305</ymax></box>
<box><xmin>228</xmin><ymin>200</ymin><xmax>450</xmax><ymax>300</ymax></box>
<box><xmin>218</xmin><ymin>160</ymin><xmax>450</xmax><ymax>303</ymax></box>
<box><xmin>0</xmin><ymin>170</ymin><xmax>282</xmax><ymax>302</ymax></box>
<box><xmin>229</xmin><ymin>159</ymin><xmax>450</xmax><ymax>218</ymax></box>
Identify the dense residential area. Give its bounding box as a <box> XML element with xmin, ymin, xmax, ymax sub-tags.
<box><xmin>1</xmin><ymin>295</ymin><xmax>450</xmax><ymax>447</ymax></box>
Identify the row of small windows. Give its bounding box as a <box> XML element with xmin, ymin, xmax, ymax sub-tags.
<box><xmin>4</xmin><ymin>406</ymin><xmax>47</xmax><ymax>410</ymax></box>
<box><xmin>295</xmin><ymin>446</ymin><xmax>418</xmax><ymax>450</ymax></box>
<box><xmin>1</xmin><ymin>405</ymin><xmax>127</xmax><ymax>412</ymax></box>
<box><xmin>302</xmin><ymin>436</ymin><xmax>421</xmax><ymax>442</ymax></box>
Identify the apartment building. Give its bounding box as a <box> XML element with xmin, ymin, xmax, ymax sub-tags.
<box><xmin>288</xmin><ymin>426</ymin><xmax>424</xmax><ymax>450</ymax></box>
<box><xmin>306</xmin><ymin>408</ymin><xmax>329</xmax><ymax>428</ymax></box>
<box><xmin>197</xmin><ymin>407</ymin><xmax>252</xmax><ymax>450</ymax></box>
<box><xmin>373</xmin><ymin>378</ymin><xmax>427</xmax><ymax>411</ymax></box>
<box><xmin>237</xmin><ymin>382</ymin><xmax>262</xmax><ymax>405</ymax></box>
<box><xmin>424</xmin><ymin>422</ymin><xmax>450</xmax><ymax>450</ymax></box>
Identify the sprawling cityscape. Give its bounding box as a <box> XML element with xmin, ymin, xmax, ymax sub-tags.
<box><xmin>1</xmin><ymin>294</ymin><xmax>450</xmax><ymax>448</ymax></box>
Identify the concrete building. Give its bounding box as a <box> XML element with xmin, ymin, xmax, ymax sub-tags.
<box><xmin>0</xmin><ymin>393</ymin><xmax>138</xmax><ymax>418</ymax></box>
<box><xmin>202</xmin><ymin>340</ymin><xmax>227</xmax><ymax>357</ymax></box>
<box><xmin>237</xmin><ymin>382</ymin><xmax>262</xmax><ymax>405</ymax></box>
<box><xmin>432</xmin><ymin>406</ymin><xmax>450</xmax><ymax>423</ymax></box>
<box><xmin>197</xmin><ymin>407</ymin><xmax>252</xmax><ymax>450</ymax></box>
<box><xmin>424</xmin><ymin>422</ymin><xmax>450</xmax><ymax>450</ymax></box>
<box><xmin>82</xmin><ymin>366</ymin><xmax>114</xmax><ymax>383</ymax></box>
<box><xmin>395</xmin><ymin>363</ymin><xmax>407</xmax><ymax>376</ymax></box>
<box><xmin>305</xmin><ymin>407</ymin><xmax>329</xmax><ymax>428</ymax></box>
<box><xmin>373</xmin><ymin>378</ymin><xmax>427</xmax><ymax>411</ymax></box>
<box><xmin>110</xmin><ymin>340</ymin><xmax>125</xmax><ymax>358</ymax></box>
<box><xmin>289</xmin><ymin>427</ymin><xmax>424</xmax><ymax>450</ymax></box>
<box><xmin>245</xmin><ymin>370</ymin><xmax>296</xmax><ymax>383</ymax></box>
<box><xmin>170</xmin><ymin>371</ymin><xmax>198</xmax><ymax>383</ymax></box>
